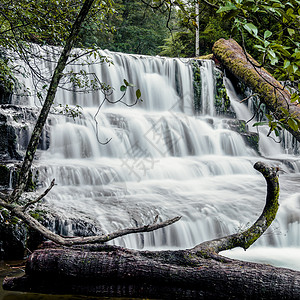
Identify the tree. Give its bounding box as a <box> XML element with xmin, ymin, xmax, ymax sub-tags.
<box><xmin>159</xmin><ymin>0</ymin><xmax>233</xmax><ymax>57</ymax></box>
<box><xmin>108</xmin><ymin>0</ymin><xmax>171</xmax><ymax>55</ymax></box>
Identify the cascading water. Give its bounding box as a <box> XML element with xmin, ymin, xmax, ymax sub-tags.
<box><xmin>11</xmin><ymin>46</ymin><xmax>300</xmax><ymax>271</ymax></box>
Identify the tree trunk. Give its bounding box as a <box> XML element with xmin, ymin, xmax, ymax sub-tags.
<box><xmin>212</xmin><ymin>38</ymin><xmax>300</xmax><ymax>142</ymax></box>
<box><xmin>3</xmin><ymin>243</ymin><xmax>300</xmax><ymax>299</ymax></box>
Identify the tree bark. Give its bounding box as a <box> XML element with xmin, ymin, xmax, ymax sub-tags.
<box><xmin>212</xmin><ymin>38</ymin><xmax>300</xmax><ymax>142</ymax></box>
<box><xmin>4</xmin><ymin>162</ymin><xmax>298</xmax><ymax>299</ymax></box>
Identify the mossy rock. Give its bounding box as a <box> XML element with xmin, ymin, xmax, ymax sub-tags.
<box><xmin>224</xmin><ymin>119</ymin><xmax>260</xmax><ymax>153</ymax></box>
<box><xmin>0</xmin><ymin>83</ymin><xmax>12</xmax><ymax>104</ymax></box>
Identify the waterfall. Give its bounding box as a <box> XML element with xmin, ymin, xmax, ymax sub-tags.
<box><xmin>10</xmin><ymin>46</ymin><xmax>300</xmax><ymax>270</ymax></box>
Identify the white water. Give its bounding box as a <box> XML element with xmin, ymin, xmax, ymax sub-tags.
<box><xmin>12</xmin><ymin>47</ymin><xmax>300</xmax><ymax>271</ymax></box>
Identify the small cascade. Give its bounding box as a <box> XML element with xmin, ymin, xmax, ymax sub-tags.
<box><xmin>6</xmin><ymin>45</ymin><xmax>300</xmax><ymax>270</ymax></box>
<box><xmin>200</xmin><ymin>60</ymin><xmax>215</xmax><ymax>116</ymax></box>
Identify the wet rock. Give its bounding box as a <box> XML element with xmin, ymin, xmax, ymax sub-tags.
<box><xmin>0</xmin><ymin>84</ymin><xmax>12</xmax><ymax>105</ymax></box>
<box><xmin>224</xmin><ymin>119</ymin><xmax>259</xmax><ymax>153</ymax></box>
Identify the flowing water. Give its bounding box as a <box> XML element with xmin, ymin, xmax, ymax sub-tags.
<box><xmin>8</xmin><ymin>47</ymin><xmax>300</xmax><ymax>271</ymax></box>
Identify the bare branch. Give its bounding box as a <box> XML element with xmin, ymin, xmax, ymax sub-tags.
<box><xmin>22</xmin><ymin>179</ymin><xmax>55</xmax><ymax>211</ymax></box>
<box><xmin>240</xmin><ymin>93</ymin><xmax>258</xmax><ymax>103</ymax></box>
<box><xmin>63</xmin><ymin>216</ymin><xmax>181</xmax><ymax>245</ymax></box>
<box><xmin>0</xmin><ymin>194</ymin><xmax>181</xmax><ymax>246</ymax></box>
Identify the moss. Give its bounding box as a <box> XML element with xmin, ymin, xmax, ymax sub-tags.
<box><xmin>29</xmin><ymin>209</ymin><xmax>45</xmax><ymax>222</ymax></box>
<box><xmin>214</xmin><ymin>69</ymin><xmax>235</xmax><ymax>117</ymax></box>
<box><xmin>191</xmin><ymin>60</ymin><xmax>202</xmax><ymax>113</ymax></box>
<box><xmin>12</xmin><ymin>168</ymin><xmax>39</xmax><ymax>192</ymax></box>
<box><xmin>196</xmin><ymin>54</ymin><xmax>213</xmax><ymax>60</ymax></box>
<box><xmin>25</xmin><ymin>170</ymin><xmax>39</xmax><ymax>192</ymax></box>
<box><xmin>243</xmin><ymin>133</ymin><xmax>259</xmax><ymax>153</ymax></box>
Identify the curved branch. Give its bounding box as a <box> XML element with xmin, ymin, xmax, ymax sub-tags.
<box><xmin>192</xmin><ymin>161</ymin><xmax>279</xmax><ymax>254</ymax></box>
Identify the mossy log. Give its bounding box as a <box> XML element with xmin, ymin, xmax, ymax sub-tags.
<box><xmin>4</xmin><ymin>162</ymin><xmax>300</xmax><ymax>299</ymax></box>
<box><xmin>212</xmin><ymin>38</ymin><xmax>300</xmax><ymax>142</ymax></box>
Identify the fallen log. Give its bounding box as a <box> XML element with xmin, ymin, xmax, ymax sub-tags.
<box><xmin>3</xmin><ymin>244</ymin><xmax>300</xmax><ymax>299</ymax></box>
<box><xmin>3</xmin><ymin>162</ymin><xmax>300</xmax><ymax>299</ymax></box>
<box><xmin>212</xmin><ymin>38</ymin><xmax>300</xmax><ymax>142</ymax></box>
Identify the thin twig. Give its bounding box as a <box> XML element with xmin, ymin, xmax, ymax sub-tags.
<box><xmin>22</xmin><ymin>179</ymin><xmax>55</xmax><ymax>211</ymax></box>
<box><xmin>240</xmin><ymin>93</ymin><xmax>258</xmax><ymax>103</ymax></box>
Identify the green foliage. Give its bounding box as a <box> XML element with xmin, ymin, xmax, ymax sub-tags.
<box><xmin>99</xmin><ymin>0</ymin><xmax>170</xmax><ymax>55</ymax></box>
<box><xmin>160</xmin><ymin>31</ymin><xmax>195</xmax><ymax>57</ymax></box>
<box><xmin>0</xmin><ymin>207</ymin><xmax>19</xmax><ymax>225</ymax></box>
<box><xmin>253</xmin><ymin>107</ymin><xmax>300</xmax><ymax>137</ymax></box>
<box><xmin>214</xmin><ymin>70</ymin><xmax>232</xmax><ymax>116</ymax></box>
<box><xmin>0</xmin><ymin>57</ymin><xmax>15</xmax><ymax>93</ymax></box>
<box><xmin>191</xmin><ymin>60</ymin><xmax>202</xmax><ymax>112</ymax></box>
<box><xmin>216</xmin><ymin>0</ymin><xmax>300</xmax><ymax>90</ymax></box>
<box><xmin>160</xmin><ymin>1</ymin><xmax>236</xmax><ymax>57</ymax></box>
<box><xmin>0</xmin><ymin>0</ymin><xmax>115</xmax><ymax>94</ymax></box>
<box><xmin>0</xmin><ymin>0</ymin><xmax>115</xmax><ymax>47</ymax></box>
<box><xmin>54</xmin><ymin>104</ymin><xmax>83</xmax><ymax>120</ymax></box>
<box><xmin>215</xmin><ymin>0</ymin><xmax>300</xmax><ymax>133</ymax></box>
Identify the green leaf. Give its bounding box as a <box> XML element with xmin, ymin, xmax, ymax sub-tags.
<box><xmin>287</xmin><ymin>28</ymin><xmax>295</xmax><ymax>36</ymax></box>
<box><xmin>267</xmin><ymin>48</ymin><xmax>276</xmax><ymax>58</ymax></box>
<box><xmin>292</xmin><ymin>64</ymin><xmax>299</xmax><ymax>73</ymax></box>
<box><xmin>291</xmin><ymin>51</ymin><xmax>300</xmax><ymax>59</ymax></box>
<box><xmin>288</xmin><ymin>118</ymin><xmax>298</xmax><ymax>131</ymax></box>
<box><xmin>253</xmin><ymin>121</ymin><xmax>267</xmax><ymax>127</ymax></box>
<box><xmin>264</xmin><ymin>40</ymin><xmax>270</xmax><ymax>48</ymax></box>
<box><xmin>216</xmin><ymin>3</ymin><xmax>237</xmax><ymax>13</ymax></box>
<box><xmin>264</xmin><ymin>30</ymin><xmax>272</xmax><ymax>39</ymax></box>
<box><xmin>291</xmin><ymin>93</ymin><xmax>299</xmax><ymax>103</ymax></box>
<box><xmin>283</xmin><ymin>60</ymin><xmax>291</xmax><ymax>68</ymax></box>
<box><xmin>123</xmin><ymin>79</ymin><xmax>134</xmax><ymax>87</ymax></box>
<box><xmin>120</xmin><ymin>85</ymin><xmax>127</xmax><ymax>92</ymax></box>
<box><xmin>254</xmin><ymin>45</ymin><xmax>265</xmax><ymax>51</ymax></box>
<box><xmin>280</xmin><ymin>107</ymin><xmax>289</xmax><ymax>115</ymax></box>
<box><xmin>136</xmin><ymin>89</ymin><xmax>141</xmax><ymax>99</ymax></box>
<box><xmin>243</xmin><ymin>23</ymin><xmax>258</xmax><ymax>36</ymax></box>
<box><xmin>266</xmin><ymin>114</ymin><xmax>273</xmax><ymax>121</ymax></box>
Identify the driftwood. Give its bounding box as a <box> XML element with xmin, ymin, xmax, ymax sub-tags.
<box><xmin>4</xmin><ymin>162</ymin><xmax>300</xmax><ymax>299</ymax></box>
<box><xmin>212</xmin><ymin>38</ymin><xmax>300</xmax><ymax>142</ymax></box>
